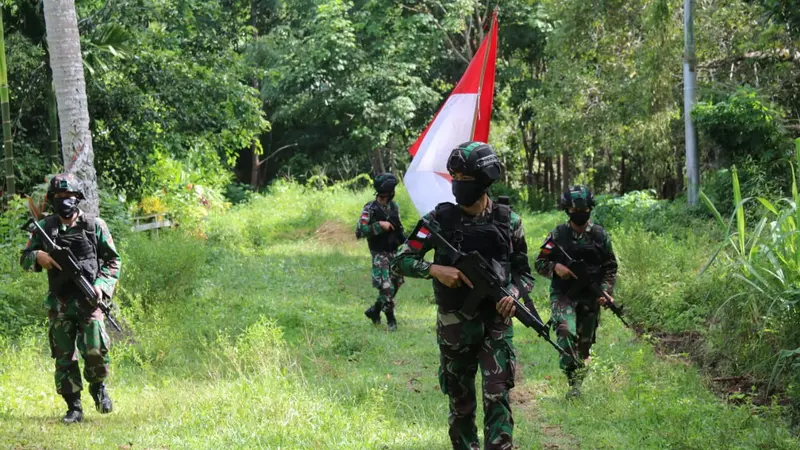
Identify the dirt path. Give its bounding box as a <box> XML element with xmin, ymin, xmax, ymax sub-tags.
<box><xmin>511</xmin><ymin>364</ymin><xmax>581</xmax><ymax>449</ymax></box>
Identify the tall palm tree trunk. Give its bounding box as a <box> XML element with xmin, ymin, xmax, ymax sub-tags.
<box><xmin>43</xmin><ymin>0</ymin><xmax>99</xmax><ymax>215</ymax></box>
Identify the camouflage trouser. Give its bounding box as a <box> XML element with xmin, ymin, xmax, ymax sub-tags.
<box><xmin>48</xmin><ymin>302</ymin><xmax>110</xmax><ymax>396</ymax></box>
<box><xmin>371</xmin><ymin>251</ymin><xmax>404</xmax><ymax>313</ymax></box>
<box><xmin>550</xmin><ymin>294</ymin><xmax>599</xmax><ymax>372</ymax></box>
<box><xmin>437</xmin><ymin>309</ymin><xmax>516</xmax><ymax>450</ymax></box>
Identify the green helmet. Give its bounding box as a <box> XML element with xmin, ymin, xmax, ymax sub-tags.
<box><xmin>47</xmin><ymin>173</ymin><xmax>85</xmax><ymax>201</ymax></box>
<box><xmin>446</xmin><ymin>141</ymin><xmax>502</xmax><ymax>185</ymax></box>
<box><xmin>560</xmin><ymin>185</ymin><xmax>595</xmax><ymax>210</ymax></box>
<box><xmin>374</xmin><ymin>173</ymin><xmax>398</xmax><ymax>194</ymax></box>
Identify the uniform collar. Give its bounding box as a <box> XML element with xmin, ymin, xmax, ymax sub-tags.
<box><xmin>565</xmin><ymin>220</ymin><xmax>593</xmax><ymax>235</ymax></box>
<box><xmin>481</xmin><ymin>198</ymin><xmax>493</xmax><ymax>218</ymax></box>
<box><xmin>458</xmin><ymin>197</ymin><xmax>492</xmax><ymax>218</ymax></box>
<box><xmin>57</xmin><ymin>210</ymin><xmax>85</xmax><ymax>230</ymax></box>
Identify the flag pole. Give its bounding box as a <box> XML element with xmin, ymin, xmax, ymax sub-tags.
<box><xmin>470</xmin><ymin>12</ymin><xmax>496</xmax><ymax>139</ymax></box>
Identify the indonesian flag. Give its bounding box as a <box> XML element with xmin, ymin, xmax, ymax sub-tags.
<box><xmin>408</xmin><ymin>225</ymin><xmax>431</xmax><ymax>250</ymax></box>
<box><xmin>404</xmin><ymin>13</ymin><xmax>499</xmax><ymax>216</ymax></box>
<box><xmin>541</xmin><ymin>234</ymin><xmax>555</xmax><ymax>254</ymax></box>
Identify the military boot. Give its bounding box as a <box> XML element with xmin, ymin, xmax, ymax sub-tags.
<box><xmin>89</xmin><ymin>383</ymin><xmax>113</xmax><ymax>414</ymax></box>
<box><xmin>565</xmin><ymin>370</ymin><xmax>583</xmax><ymax>400</ymax></box>
<box><xmin>364</xmin><ymin>302</ymin><xmax>381</xmax><ymax>325</ymax></box>
<box><xmin>385</xmin><ymin>309</ymin><xmax>397</xmax><ymax>332</ymax></box>
<box><xmin>61</xmin><ymin>393</ymin><xmax>83</xmax><ymax>424</ymax></box>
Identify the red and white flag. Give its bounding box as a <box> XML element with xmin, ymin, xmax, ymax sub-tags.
<box><xmin>541</xmin><ymin>235</ymin><xmax>555</xmax><ymax>254</ymax></box>
<box><xmin>407</xmin><ymin>225</ymin><xmax>431</xmax><ymax>250</ymax></box>
<box><xmin>404</xmin><ymin>13</ymin><xmax>499</xmax><ymax>215</ymax></box>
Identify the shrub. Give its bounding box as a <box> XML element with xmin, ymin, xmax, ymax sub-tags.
<box><xmin>700</xmin><ymin>138</ymin><xmax>800</xmax><ymax>404</ymax></box>
<box><xmin>116</xmin><ymin>231</ymin><xmax>210</xmax><ymax>312</ymax></box>
<box><xmin>693</xmin><ymin>86</ymin><xmax>791</xmax><ymax>165</ymax></box>
<box><xmin>98</xmin><ymin>188</ymin><xmax>133</xmax><ymax>241</ymax></box>
<box><xmin>702</xmin><ymin>159</ymin><xmax>790</xmax><ymax>220</ymax></box>
<box><xmin>0</xmin><ymin>198</ymin><xmax>46</xmax><ymax>336</ymax></box>
<box><xmin>613</xmin><ymin>226</ymin><xmax>727</xmax><ymax>333</ymax></box>
<box><xmin>593</xmin><ymin>190</ymin><xmax>716</xmax><ymax>239</ymax></box>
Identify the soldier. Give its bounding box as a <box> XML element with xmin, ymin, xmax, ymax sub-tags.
<box><xmin>20</xmin><ymin>174</ymin><xmax>122</xmax><ymax>423</ymax></box>
<box><xmin>392</xmin><ymin>141</ymin><xmax>534</xmax><ymax>450</ymax></box>
<box><xmin>356</xmin><ymin>173</ymin><xmax>405</xmax><ymax>331</ymax></box>
<box><xmin>534</xmin><ymin>185</ymin><xmax>617</xmax><ymax>399</ymax></box>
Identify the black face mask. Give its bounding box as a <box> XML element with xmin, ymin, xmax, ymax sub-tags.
<box><xmin>452</xmin><ymin>180</ymin><xmax>486</xmax><ymax>206</ymax></box>
<box><xmin>54</xmin><ymin>197</ymin><xmax>79</xmax><ymax>219</ymax></box>
<box><xmin>569</xmin><ymin>211</ymin><xmax>591</xmax><ymax>226</ymax></box>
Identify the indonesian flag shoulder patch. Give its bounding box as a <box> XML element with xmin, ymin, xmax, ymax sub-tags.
<box><xmin>407</xmin><ymin>225</ymin><xmax>431</xmax><ymax>251</ymax></box>
<box><xmin>540</xmin><ymin>234</ymin><xmax>555</xmax><ymax>254</ymax></box>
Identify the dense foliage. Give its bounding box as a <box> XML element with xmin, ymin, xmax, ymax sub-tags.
<box><xmin>2</xmin><ymin>0</ymin><xmax>798</xmax><ymax>208</ymax></box>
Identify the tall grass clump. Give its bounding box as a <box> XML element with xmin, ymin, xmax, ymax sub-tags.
<box><xmin>593</xmin><ymin>189</ymin><xmax>719</xmax><ymax>239</ymax></box>
<box><xmin>700</xmin><ymin>138</ymin><xmax>800</xmax><ymax>414</ymax></box>
<box><xmin>588</xmin><ymin>189</ymin><xmax>727</xmax><ymax>334</ymax></box>
<box><xmin>205</xmin><ymin>176</ymin><xmax>418</xmax><ymax>251</ymax></box>
<box><xmin>117</xmin><ymin>231</ymin><xmax>210</xmax><ymax>312</ymax></box>
<box><xmin>0</xmin><ymin>198</ymin><xmax>47</xmax><ymax>335</ymax></box>
<box><xmin>206</xmin><ymin>317</ymin><xmax>291</xmax><ymax>380</ymax></box>
<box><xmin>613</xmin><ymin>227</ymin><xmax>729</xmax><ymax>334</ymax></box>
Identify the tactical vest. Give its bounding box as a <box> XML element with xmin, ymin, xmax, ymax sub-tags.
<box><xmin>366</xmin><ymin>201</ymin><xmax>404</xmax><ymax>253</ymax></box>
<box><xmin>43</xmin><ymin>215</ymin><xmax>99</xmax><ymax>298</ymax></box>
<box><xmin>431</xmin><ymin>200</ymin><xmax>512</xmax><ymax>311</ymax></box>
<box><xmin>550</xmin><ymin>223</ymin><xmax>606</xmax><ymax>294</ymax></box>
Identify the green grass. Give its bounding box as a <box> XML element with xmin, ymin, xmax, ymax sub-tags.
<box><xmin>0</xmin><ymin>185</ymin><xmax>797</xmax><ymax>449</ymax></box>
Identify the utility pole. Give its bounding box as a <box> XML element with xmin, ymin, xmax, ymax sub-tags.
<box><xmin>684</xmin><ymin>0</ymin><xmax>699</xmax><ymax>205</ymax></box>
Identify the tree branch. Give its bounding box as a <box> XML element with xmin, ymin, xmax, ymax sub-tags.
<box><xmin>464</xmin><ymin>15</ymin><xmax>473</xmax><ymax>56</ymax></box>
<box><xmin>257</xmin><ymin>143</ymin><xmax>298</xmax><ymax>166</ymax></box>
<box><xmin>481</xmin><ymin>0</ymin><xmax>493</xmax><ymax>31</ymax></box>
<box><xmin>474</xmin><ymin>9</ymin><xmax>484</xmax><ymax>51</ymax></box>
<box><xmin>699</xmin><ymin>49</ymin><xmax>800</xmax><ymax>69</ymax></box>
<box><xmin>400</xmin><ymin>4</ymin><xmax>471</xmax><ymax>64</ymax></box>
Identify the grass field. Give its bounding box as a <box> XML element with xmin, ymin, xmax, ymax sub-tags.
<box><xmin>1</xmin><ymin>187</ymin><xmax>797</xmax><ymax>449</ymax></box>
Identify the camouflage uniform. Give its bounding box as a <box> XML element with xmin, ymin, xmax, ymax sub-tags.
<box><xmin>21</xmin><ymin>211</ymin><xmax>121</xmax><ymax>396</ymax></box>
<box><xmin>356</xmin><ymin>200</ymin><xmax>405</xmax><ymax>318</ymax></box>
<box><xmin>534</xmin><ymin>221</ymin><xmax>617</xmax><ymax>374</ymax></box>
<box><xmin>392</xmin><ymin>199</ymin><xmax>533</xmax><ymax>450</ymax></box>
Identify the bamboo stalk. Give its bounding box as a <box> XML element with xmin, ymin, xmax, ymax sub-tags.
<box><xmin>47</xmin><ymin>81</ymin><xmax>59</xmax><ymax>162</ymax></box>
<box><xmin>0</xmin><ymin>11</ymin><xmax>14</xmax><ymax>197</ymax></box>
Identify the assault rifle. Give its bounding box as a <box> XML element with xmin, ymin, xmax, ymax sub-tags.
<box><xmin>550</xmin><ymin>240</ymin><xmax>629</xmax><ymax>328</ymax></box>
<box><xmin>421</xmin><ymin>217</ymin><xmax>581</xmax><ymax>365</ymax></box>
<box><xmin>24</xmin><ymin>217</ymin><xmax>122</xmax><ymax>332</ymax></box>
<box><xmin>373</xmin><ymin>205</ymin><xmax>405</xmax><ymax>248</ymax></box>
